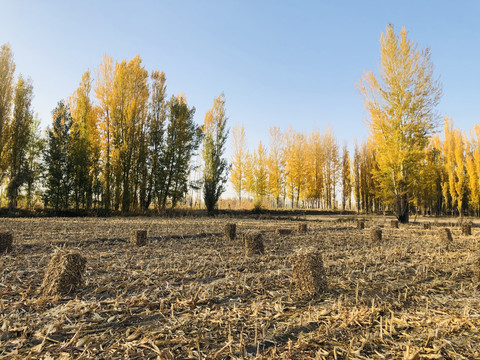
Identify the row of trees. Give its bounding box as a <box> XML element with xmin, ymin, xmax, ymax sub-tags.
<box><xmin>0</xmin><ymin>45</ymin><xmax>229</xmax><ymax>213</ymax></box>
<box><xmin>230</xmin><ymin>25</ymin><xmax>480</xmax><ymax>222</ymax></box>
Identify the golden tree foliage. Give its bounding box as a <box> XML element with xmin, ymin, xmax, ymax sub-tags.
<box><xmin>229</xmin><ymin>124</ymin><xmax>247</xmax><ymax>202</ymax></box>
<box><xmin>283</xmin><ymin>128</ymin><xmax>306</xmax><ymax>207</ymax></box>
<box><xmin>359</xmin><ymin>25</ymin><xmax>441</xmax><ymax>222</ymax></box>
<box><xmin>266</xmin><ymin>126</ymin><xmax>285</xmax><ymax>207</ymax></box>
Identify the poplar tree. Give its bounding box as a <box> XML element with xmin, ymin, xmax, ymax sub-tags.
<box><xmin>359</xmin><ymin>25</ymin><xmax>442</xmax><ymax>222</ymax></box>
<box><xmin>202</xmin><ymin>94</ymin><xmax>229</xmax><ymax>214</ymax></box>
<box><xmin>230</xmin><ymin>124</ymin><xmax>247</xmax><ymax>204</ymax></box>
<box><xmin>0</xmin><ymin>43</ymin><xmax>15</xmax><ymax>180</ymax></box>
<box><xmin>6</xmin><ymin>76</ymin><xmax>34</xmax><ymax>209</ymax></box>
<box><xmin>161</xmin><ymin>94</ymin><xmax>200</xmax><ymax>209</ymax></box>
<box><xmin>44</xmin><ymin>101</ymin><xmax>73</xmax><ymax>211</ymax></box>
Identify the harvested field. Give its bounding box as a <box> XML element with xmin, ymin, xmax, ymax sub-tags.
<box><xmin>1</xmin><ymin>216</ymin><xmax>480</xmax><ymax>359</ymax></box>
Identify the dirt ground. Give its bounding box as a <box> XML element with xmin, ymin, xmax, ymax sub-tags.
<box><xmin>1</xmin><ymin>215</ymin><xmax>480</xmax><ymax>359</ymax></box>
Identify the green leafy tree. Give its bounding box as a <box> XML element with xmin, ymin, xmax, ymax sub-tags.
<box><xmin>6</xmin><ymin>76</ymin><xmax>34</xmax><ymax>209</ymax></box>
<box><xmin>202</xmin><ymin>94</ymin><xmax>229</xmax><ymax>214</ymax></box>
<box><xmin>0</xmin><ymin>43</ymin><xmax>16</xmax><ymax>181</ymax></box>
<box><xmin>44</xmin><ymin>101</ymin><xmax>72</xmax><ymax>211</ymax></box>
<box><xmin>145</xmin><ymin>71</ymin><xmax>167</xmax><ymax>210</ymax></box>
<box><xmin>161</xmin><ymin>94</ymin><xmax>201</xmax><ymax>209</ymax></box>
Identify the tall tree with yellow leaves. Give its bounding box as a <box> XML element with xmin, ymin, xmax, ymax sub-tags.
<box><xmin>267</xmin><ymin>126</ymin><xmax>285</xmax><ymax>208</ymax></box>
<box><xmin>94</xmin><ymin>55</ymin><xmax>114</xmax><ymax>211</ymax></box>
<box><xmin>359</xmin><ymin>25</ymin><xmax>442</xmax><ymax>223</ymax></box>
<box><xmin>341</xmin><ymin>143</ymin><xmax>352</xmax><ymax>210</ymax></box>
<box><xmin>230</xmin><ymin>124</ymin><xmax>247</xmax><ymax>204</ymax></box>
<box><xmin>305</xmin><ymin>130</ymin><xmax>324</xmax><ymax>207</ymax></box>
<box><xmin>284</xmin><ymin>128</ymin><xmax>306</xmax><ymax>208</ymax></box>
<box><xmin>69</xmin><ymin>70</ymin><xmax>100</xmax><ymax>210</ymax></box>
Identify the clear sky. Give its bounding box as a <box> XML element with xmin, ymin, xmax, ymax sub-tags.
<box><xmin>1</xmin><ymin>0</ymin><xmax>479</xmax><ymax>154</ymax></box>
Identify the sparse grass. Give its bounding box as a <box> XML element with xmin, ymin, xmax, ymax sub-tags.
<box><xmin>1</xmin><ymin>216</ymin><xmax>480</xmax><ymax>359</ymax></box>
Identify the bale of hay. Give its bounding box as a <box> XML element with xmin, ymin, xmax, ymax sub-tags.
<box><xmin>370</xmin><ymin>227</ymin><xmax>382</xmax><ymax>242</ymax></box>
<box><xmin>423</xmin><ymin>223</ymin><xmax>432</xmax><ymax>230</ymax></box>
<box><xmin>224</xmin><ymin>223</ymin><xmax>236</xmax><ymax>240</ymax></box>
<box><xmin>474</xmin><ymin>253</ymin><xmax>480</xmax><ymax>285</ymax></box>
<box><xmin>390</xmin><ymin>220</ymin><xmax>399</xmax><ymax>229</ymax></box>
<box><xmin>438</xmin><ymin>228</ymin><xmax>453</xmax><ymax>244</ymax></box>
<box><xmin>462</xmin><ymin>222</ymin><xmax>472</xmax><ymax>236</ymax></box>
<box><xmin>0</xmin><ymin>232</ymin><xmax>13</xmax><ymax>253</ymax></box>
<box><xmin>243</xmin><ymin>231</ymin><xmax>264</xmax><ymax>255</ymax></box>
<box><xmin>275</xmin><ymin>228</ymin><xmax>293</xmax><ymax>236</ymax></box>
<box><xmin>290</xmin><ymin>247</ymin><xmax>327</xmax><ymax>296</ymax></box>
<box><xmin>357</xmin><ymin>221</ymin><xmax>365</xmax><ymax>230</ymax></box>
<box><xmin>40</xmin><ymin>251</ymin><xmax>87</xmax><ymax>296</ymax></box>
<box><xmin>130</xmin><ymin>230</ymin><xmax>147</xmax><ymax>246</ymax></box>
<box><xmin>297</xmin><ymin>223</ymin><xmax>308</xmax><ymax>234</ymax></box>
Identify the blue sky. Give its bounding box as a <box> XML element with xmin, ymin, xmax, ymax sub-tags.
<box><xmin>1</xmin><ymin>0</ymin><xmax>479</xmax><ymax>154</ymax></box>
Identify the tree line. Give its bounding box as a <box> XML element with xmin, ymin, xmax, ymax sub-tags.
<box><xmin>0</xmin><ymin>44</ymin><xmax>228</xmax><ymax>213</ymax></box>
<box><xmin>2</xmin><ymin>25</ymin><xmax>480</xmax><ymax>221</ymax></box>
<box><xmin>230</xmin><ymin>25</ymin><xmax>480</xmax><ymax>221</ymax></box>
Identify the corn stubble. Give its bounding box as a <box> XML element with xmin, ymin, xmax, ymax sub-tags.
<box><xmin>0</xmin><ymin>216</ymin><xmax>480</xmax><ymax>359</ymax></box>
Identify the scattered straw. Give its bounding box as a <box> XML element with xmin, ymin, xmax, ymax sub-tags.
<box><xmin>391</xmin><ymin>220</ymin><xmax>399</xmax><ymax>229</ymax></box>
<box><xmin>290</xmin><ymin>247</ymin><xmax>327</xmax><ymax>296</ymax></box>
<box><xmin>243</xmin><ymin>231</ymin><xmax>264</xmax><ymax>255</ymax></box>
<box><xmin>40</xmin><ymin>250</ymin><xmax>87</xmax><ymax>296</ymax></box>
<box><xmin>357</xmin><ymin>221</ymin><xmax>365</xmax><ymax>230</ymax></box>
<box><xmin>423</xmin><ymin>223</ymin><xmax>432</xmax><ymax>230</ymax></box>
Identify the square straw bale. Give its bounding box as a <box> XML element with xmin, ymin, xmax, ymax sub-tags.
<box><xmin>370</xmin><ymin>227</ymin><xmax>382</xmax><ymax>242</ymax></box>
<box><xmin>40</xmin><ymin>251</ymin><xmax>87</xmax><ymax>296</ymax></box>
<box><xmin>224</xmin><ymin>223</ymin><xmax>236</xmax><ymax>240</ymax></box>
<box><xmin>357</xmin><ymin>221</ymin><xmax>365</xmax><ymax>230</ymax></box>
<box><xmin>243</xmin><ymin>231</ymin><xmax>264</xmax><ymax>255</ymax></box>
<box><xmin>462</xmin><ymin>222</ymin><xmax>472</xmax><ymax>236</ymax></box>
<box><xmin>275</xmin><ymin>228</ymin><xmax>293</xmax><ymax>236</ymax></box>
<box><xmin>297</xmin><ymin>223</ymin><xmax>308</xmax><ymax>234</ymax></box>
<box><xmin>474</xmin><ymin>253</ymin><xmax>480</xmax><ymax>284</ymax></box>
<box><xmin>438</xmin><ymin>228</ymin><xmax>453</xmax><ymax>244</ymax></box>
<box><xmin>0</xmin><ymin>232</ymin><xmax>13</xmax><ymax>253</ymax></box>
<box><xmin>290</xmin><ymin>247</ymin><xmax>327</xmax><ymax>296</ymax></box>
<box><xmin>390</xmin><ymin>220</ymin><xmax>399</xmax><ymax>229</ymax></box>
<box><xmin>131</xmin><ymin>230</ymin><xmax>147</xmax><ymax>246</ymax></box>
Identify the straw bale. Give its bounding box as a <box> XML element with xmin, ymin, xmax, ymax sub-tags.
<box><xmin>423</xmin><ymin>223</ymin><xmax>432</xmax><ymax>230</ymax></box>
<box><xmin>243</xmin><ymin>231</ymin><xmax>264</xmax><ymax>255</ymax></box>
<box><xmin>290</xmin><ymin>247</ymin><xmax>327</xmax><ymax>296</ymax></box>
<box><xmin>462</xmin><ymin>222</ymin><xmax>472</xmax><ymax>236</ymax></box>
<box><xmin>438</xmin><ymin>228</ymin><xmax>453</xmax><ymax>244</ymax></box>
<box><xmin>40</xmin><ymin>251</ymin><xmax>87</xmax><ymax>296</ymax></box>
<box><xmin>0</xmin><ymin>232</ymin><xmax>13</xmax><ymax>253</ymax></box>
<box><xmin>370</xmin><ymin>227</ymin><xmax>382</xmax><ymax>242</ymax></box>
<box><xmin>275</xmin><ymin>228</ymin><xmax>293</xmax><ymax>236</ymax></box>
<box><xmin>224</xmin><ymin>223</ymin><xmax>236</xmax><ymax>240</ymax></box>
<box><xmin>474</xmin><ymin>253</ymin><xmax>480</xmax><ymax>284</ymax></box>
<box><xmin>130</xmin><ymin>230</ymin><xmax>147</xmax><ymax>246</ymax></box>
<box><xmin>357</xmin><ymin>221</ymin><xmax>365</xmax><ymax>230</ymax></box>
<box><xmin>297</xmin><ymin>223</ymin><xmax>308</xmax><ymax>234</ymax></box>
<box><xmin>390</xmin><ymin>220</ymin><xmax>399</xmax><ymax>229</ymax></box>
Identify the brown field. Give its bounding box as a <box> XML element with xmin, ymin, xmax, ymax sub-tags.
<box><xmin>1</xmin><ymin>215</ymin><xmax>480</xmax><ymax>359</ymax></box>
